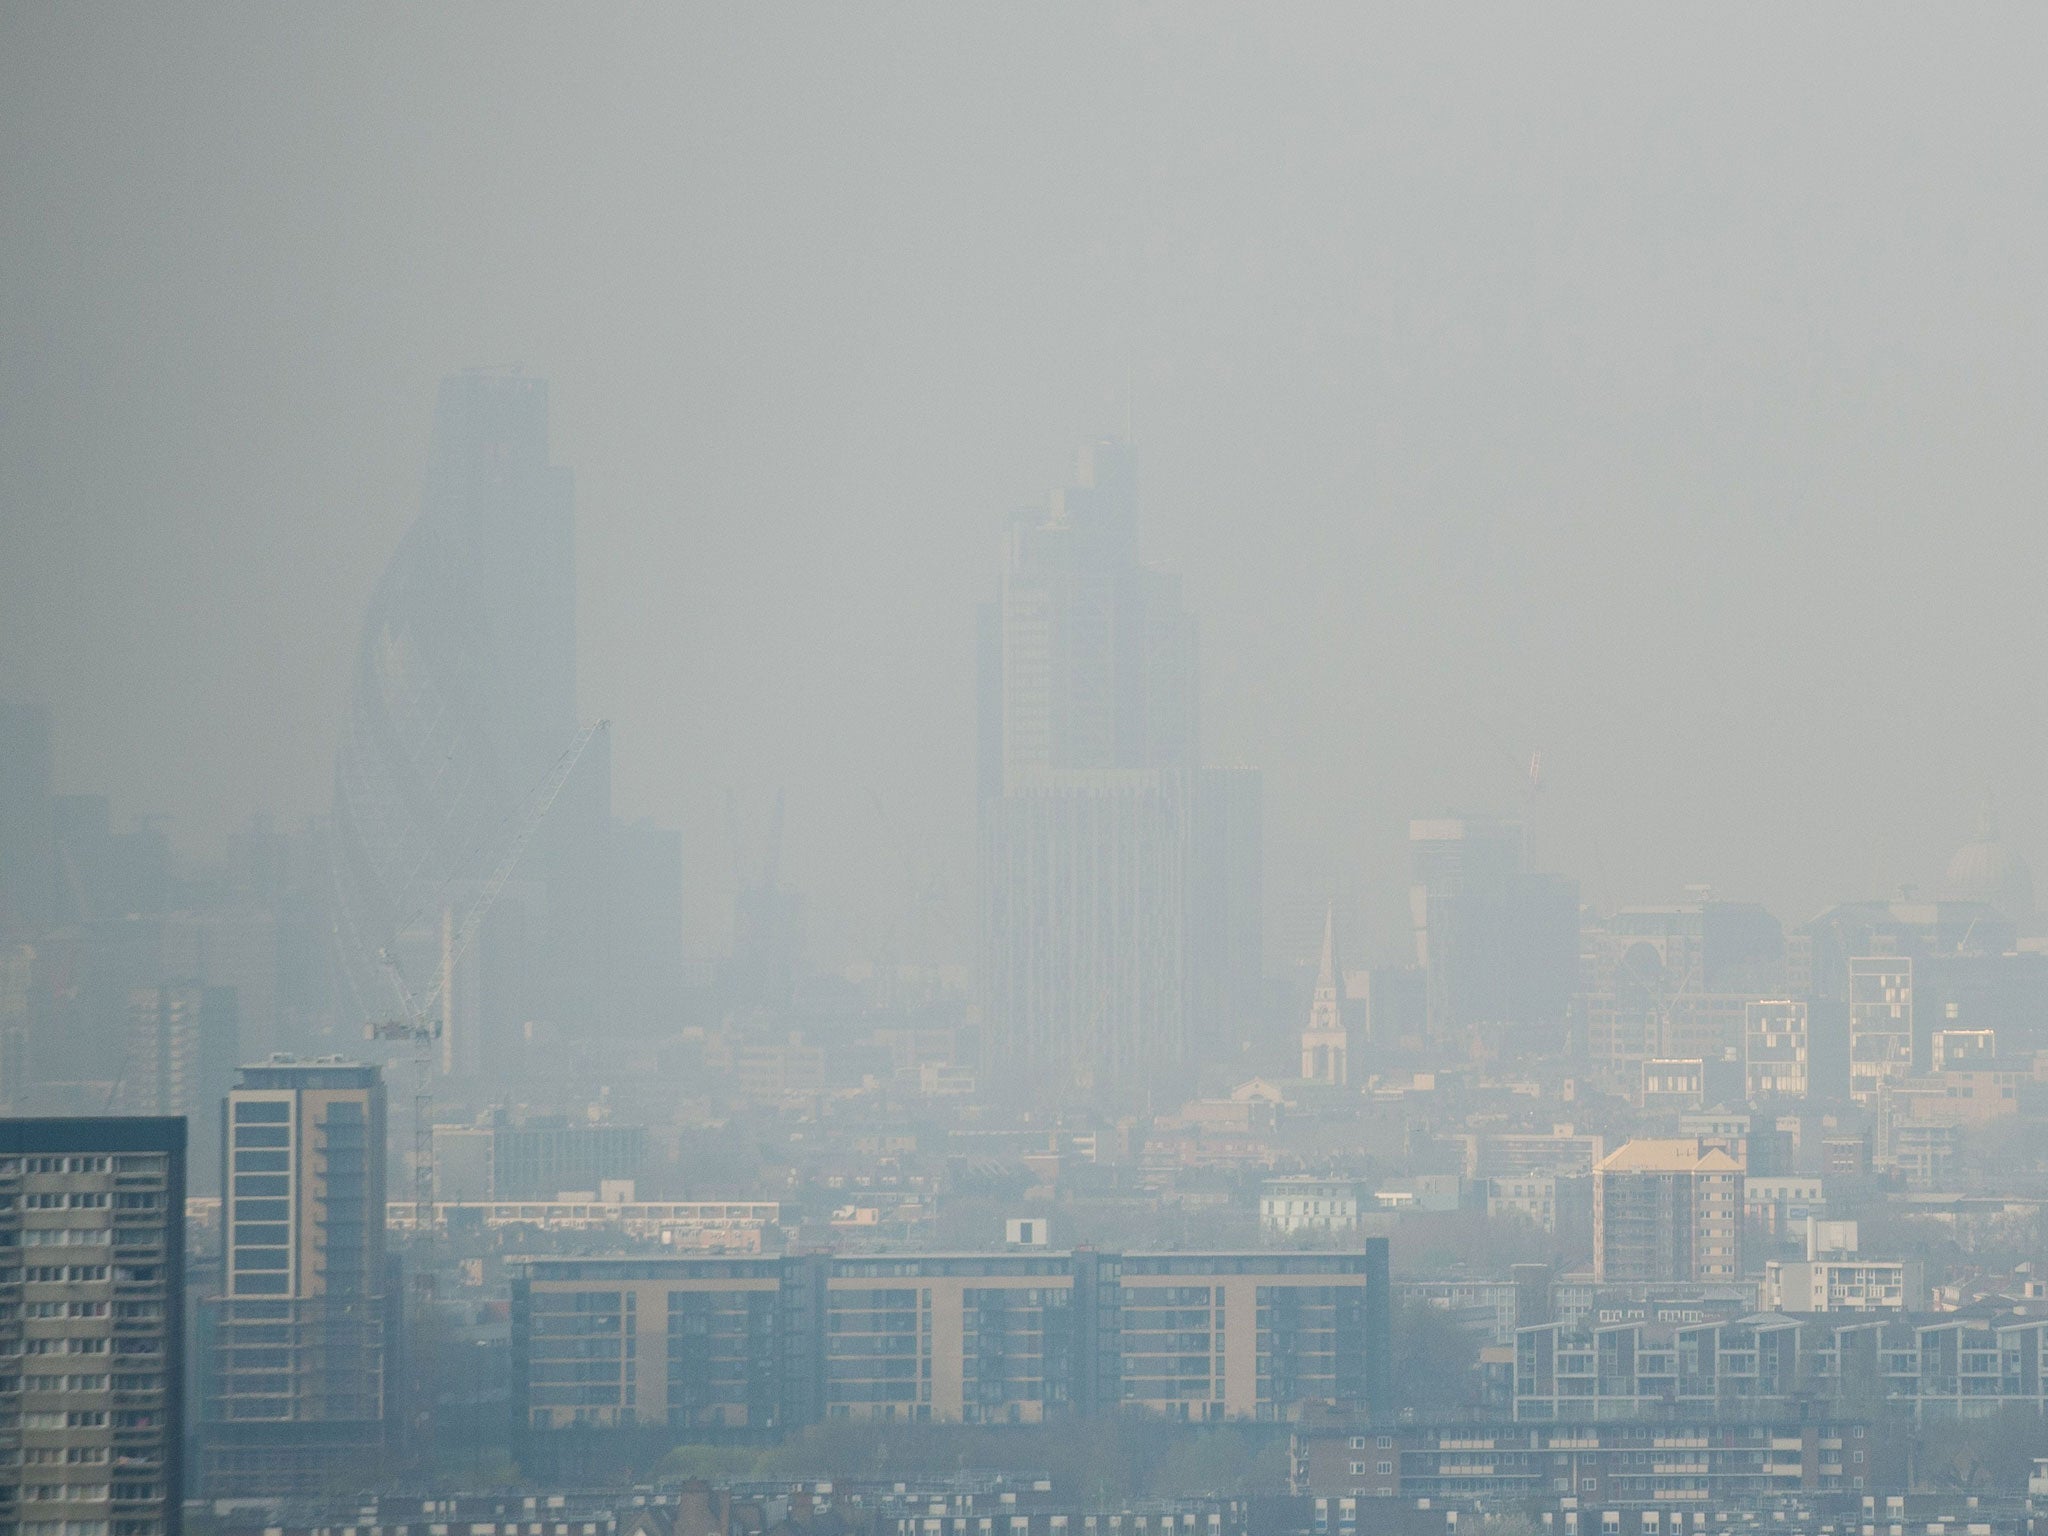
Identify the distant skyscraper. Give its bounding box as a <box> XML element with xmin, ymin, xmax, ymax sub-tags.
<box><xmin>977</xmin><ymin>442</ymin><xmax>1261</xmax><ymax>1096</ymax></box>
<box><xmin>0</xmin><ymin>700</ymin><xmax>57</xmax><ymax>938</ymax></box>
<box><xmin>202</xmin><ymin>1057</ymin><xmax>387</xmax><ymax>1497</ymax></box>
<box><xmin>330</xmin><ymin>372</ymin><xmax>619</xmax><ymax>1070</ymax></box>
<box><xmin>1408</xmin><ymin>816</ymin><xmax>1577</xmax><ymax>1043</ymax></box>
<box><xmin>118</xmin><ymin>983</ymin><xmax>238</xmax><ymax>1189</ymax></box>
<box><xmin>0</xmin><ymin>1116</ymin><xmax>186</xmax><ymax>1536</ymax></box>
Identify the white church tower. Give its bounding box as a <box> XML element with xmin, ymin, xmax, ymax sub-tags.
<box><xmin>1300</xmin><ymin>904</ymin><xmax>1349</xmax><ymax>1085</ymax></box>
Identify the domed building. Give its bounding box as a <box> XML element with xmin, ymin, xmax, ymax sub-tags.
<box><xmin>1941</xmin><ymin>802</ymin><xmax>2035</xmax><ymax>932</ymax></box>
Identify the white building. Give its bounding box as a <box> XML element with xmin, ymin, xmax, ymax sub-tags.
<box><xmin>1259</xmin><ymin>1176</ymin><xmax>1360</xmax><ymax>1235</ymax></box>
<box><xmin>1763</xmin><ymin>1256</ymin><xmax>1922</xmax><ymax>1312</ymax></box>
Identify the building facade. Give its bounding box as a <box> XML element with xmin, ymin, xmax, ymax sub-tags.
<box><xmin>512</xmin><ymin>1243</ymin><xmax>1391</xmax><ymax>1453</ymax></box>
<box><xmin>1260</xmin><ymin>1178</ymin><xmax>1361</xmax><ymax>1236</ymax></box>
<box><xmin>0</xmin><ymin>1117</ymin><xmax>186</xmax><ymax>1536</ymax></box>
<box><xmin>1848</xmin><ymin>957</ymin><xmax>1913</xmax><ymax>1103</ymax></box>
<box><xmin>1514</xmin><ymin>1307</ymin><xmax>2048</xmax><ymax>1423</ymax></box>
<box><xmin>976</xmin><ymin>441</ymin><xmax>1261</xmax><ymax>1098</ymax></box>
<box><xmin>1592</xmin><ymin>1140</ymin><xmax>1743</xmax><ymax>1285</ymax></box>
<box><xmin>1292</xmin><ymin>1415</ymin><xmax>1905</xmax><ymax>1503</ymax></box>
<box><xmin>1744</xmin><ymin>999</ymin><xmax>1809</xmax><ymax>1101</ymax></box>
<box><xmin>201</xmin><ymin>1057</ymin><xmax>388</xmax><ymax>1497</ymax></box>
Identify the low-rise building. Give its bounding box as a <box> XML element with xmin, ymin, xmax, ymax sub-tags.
<box><xmin>1292</xmin><ymin>1416</ymin><xmax>1906</xmax><ymax>1501</ymax></box>
<box><xmin>1488</xmin><ymin>1172</ymin><xmax>1558</xmax><ymax>1233</ymax></box>
<box><xmin>1762</xmin><ymin>1256</ymin><xmax>1923</xmax><ymax>1313</ymax></box>
<box><xmin>1260</xmin><ymin>1177</ymin><xmax>1360</xmax><ymax>1235</ymax></box>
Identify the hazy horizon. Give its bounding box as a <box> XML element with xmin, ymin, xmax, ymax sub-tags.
<box><xmin>8</xmin><ymin>4</ymin><xmax>2048</xmax><ymax>970</ymax></box>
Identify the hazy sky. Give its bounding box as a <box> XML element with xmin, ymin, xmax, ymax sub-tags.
<box><xmin>6</xmin><ymin>5</ymin><xmax>2048</xmax><ymax>967</ymax></box>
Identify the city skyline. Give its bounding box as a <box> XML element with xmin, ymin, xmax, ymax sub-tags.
<box><xmin>10</xmin><ymin>9</ymin><xmax>2048</xmax><ymax>970</ymax></box>
<box><xmin>15</xmin><ymin>7</ymin><xmax>2048</xmax><ymax>1520</ymax></box>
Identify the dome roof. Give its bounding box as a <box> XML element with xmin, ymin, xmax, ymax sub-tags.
<box><xmin>1942</xmin><ymin>804</ymin><xmax>2035</xmax><ymax>928</ymax></box>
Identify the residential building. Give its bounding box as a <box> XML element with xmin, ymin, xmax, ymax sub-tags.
<box><xmin>511</xmin><ymin>1242</ymin><xmax>1392</xmax><ymax>1455</ymax></box>
<box><xmin>201</xmin><ymin>1057</ymin><xmax>388</xmax><ymax>1497</ymax></box>
<box><xmin>1260</xmin><ymin>1177</ymin><xmax>1360</xmax><ymax>1235</ymax></box>
<box><xmin>1592</xmin><ymin>1139</ymin><xmax>1743</xmax><ymax>1284</ymax></box>
<box><xmin>1464</xmin><ymin>1126</ymin><xmax>1605</xmax><ymax>1179</ymax></box>
<box><xmin>1489</xmin><ymin>1172</ymin><xmax>1558</xmax><ymax>1234</ymax></box>
<box><xmin>1513</xmin><ymin>1307</ymin><xmax>2048</xmax><ymax>1423</ymax></box>
<box><xmin>0</xmin><ymin>1116</ymin><xmax>185</xmax><ymax>1536</ymax></box>
<box><xmin>1762</xmin><ymin>1257</ymin><xmax>1923</xmax><ymax>1313</ymax></box>
<box><xmin>1292</xmin><ymin>1415</ymin><xmax>1906</xmax><ymax>1501</ymax></box>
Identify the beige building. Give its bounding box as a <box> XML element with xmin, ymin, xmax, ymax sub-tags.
<box><xmin>1593</xmin><ymin>1138</ymin><xmax>1743</xmax><ymax>1284</ymax></box>
<box><xmin>201</xmin><ymin>1057</ymin><xmax>387</xmax><ymax>1498</ymax></box>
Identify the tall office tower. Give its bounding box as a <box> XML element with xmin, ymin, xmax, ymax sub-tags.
<box><xmin>977</xmin><ymin>442</ymin><xmax>1261</xmax><ymax>1098</ymax></box>
<box><xmin>1592</xmin><ymin>1138</ymin><xmax>1744</xmax><ymax>1283</ymax></box>
<box><xmin>0</xmin><ymin>701</ymin><xmax>57</xmax><ymax>939</ymax></box>
<box><xmin>201</xmin><ymin>1057</ymin><xmax>387</xmax><ymax>1498</ymax></box>
<box><xmin>0</xmin><ymin>1117</ymin><xmax>186</xmax><ymax>1536</ymax></box>
<box><xmin>1744</xmin><ymin>999</ymin><xmax>1810</xmax><ymax>1101</ymax></box>
<box><xmin>1408</xmin><ymin>817</ymin><xmax>1578</xmax><ymax>1044</ymax></box>
<box><xmin>117</xmin><ymin>985</ymin><xmax>238</xmax><ymax>1190</ymax></box>
<box><xmin>1300</xmin><ymin>905</ymin><xmax>1350</xmax><ymax>1085</ymax></box>
<box><xmin>331</xmin><ymin>372</ymin><xmax>615</xmax><ymax>1073</ymax></box>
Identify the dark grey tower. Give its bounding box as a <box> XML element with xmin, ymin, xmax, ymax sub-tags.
<box><xmin>331</xmin><ymin>371</ymin><xmax>610</xmax><ymax>1068</ymax></box>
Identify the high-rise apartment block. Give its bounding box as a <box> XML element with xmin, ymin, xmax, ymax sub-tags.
<box><xmin>977</xmin><ymin>442</ymin><xmax>1261</xmax><ymax>1096</ymax></box>
<box><xmin>1592</xmin><ymin>1138</ymin><xmax>1743</xmax><ymax>1283</ymax></box>
<box><xmin>0</xmin><ymin>1117</ymin><xmax>186</xmax><ymax>1536</ymax></box>
<box><xmin>201</xmin><ymin>1057</ymin><xmax>388</xmax><ymax>1497</ymax></box>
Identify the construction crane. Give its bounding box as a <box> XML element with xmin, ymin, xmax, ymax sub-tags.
<box><xmin>367</xmin><ymin>719</ymin><xmax>609</xmax><ymax>1232</ymax></box>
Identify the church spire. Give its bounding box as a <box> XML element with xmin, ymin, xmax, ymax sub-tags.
<box><xmin>1302</xmin><ymin>903</ymin><xmax>1347</xmax><ymax>1084</ymax></box>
